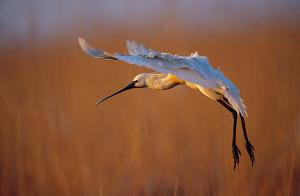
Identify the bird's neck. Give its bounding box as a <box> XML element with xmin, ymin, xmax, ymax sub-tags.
<box><xmin>146</xmin><ymin>73</ymin><xmax>184</xmax><ymax>90</ymax></box>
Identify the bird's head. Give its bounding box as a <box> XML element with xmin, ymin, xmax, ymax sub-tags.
<box><xmin>96</xmin><ymin>73</ymin><xmax>149</xmax><ymax>105</ymax></box>
<box><xmin>132</xmin><ymin>73</ymin><xmax>149</xmax><ymax>88</ymax></box>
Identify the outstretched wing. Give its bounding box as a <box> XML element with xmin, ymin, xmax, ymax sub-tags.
<box><xmin>78</xmin><ymin>38</ymin><xmax>247</xmax><ymax>117</ymax></box>
<box><xmin>124</xmin><ymin>40</ymin><xmax>247</xmax><ymax>117</ymax></box>
<box><xmin>79</xmin><ymin>37</ymin><xmax>218</xmax><ymax>89</ymax></box>
<box><xmin>121</xmin><ymin>41</ymin><xmax>221</xmax><ymax>89</ymax></box>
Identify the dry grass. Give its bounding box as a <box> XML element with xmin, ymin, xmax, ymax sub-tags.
<box><xmin>0</xmin><ymin>5</ymin><xmax>300</xmax><ymax>195</ymax></box>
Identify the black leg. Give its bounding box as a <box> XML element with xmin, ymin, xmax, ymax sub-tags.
<box><xmin>240</xmin><ymin>115</ymin><xmax>255</xmax><ymax>166</ymax></box>
<box><xmin>218</xmin><ymin>100</ymin><xmax>241</xmax><ymax>169</ymax></box>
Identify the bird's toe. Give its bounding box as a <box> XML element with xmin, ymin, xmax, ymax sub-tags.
<box><xmin>232</xmin><ymin>144</ymin><xmax>241</xmax><ymax>169</ymax></box>
<box><xmin>245</xmin><ymin>141</ymin><xmax>255</xmax><ymax>166</ymax></box>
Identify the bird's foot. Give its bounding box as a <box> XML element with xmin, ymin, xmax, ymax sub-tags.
<box><xmin>245</xmin><ymin>140</ymin><xmax>255</xmax><ymax>166</ymax></box>
<box><xmin>232</xmin><ymin>144</ymin><xmax>241</xmax><ymax>169</ymax></box>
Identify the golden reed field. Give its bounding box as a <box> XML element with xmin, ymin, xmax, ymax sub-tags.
<box><xmin>0</xmin><ymin>0</ymin><xmax>300</xmax><ymax>195</ymax></box>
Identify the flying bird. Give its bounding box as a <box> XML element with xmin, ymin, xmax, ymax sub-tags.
<box><xmin>78</xmin><ymin>38</ymin><xmax>255</xmax><ymax>169</ymax></box>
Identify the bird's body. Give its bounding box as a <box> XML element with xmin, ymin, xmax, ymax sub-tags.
<box><xmin>138</xmin><ymin>72</ymin><xmax>224</xmax><ymax>100</ymax></box>
<box><xmin>78</xmin><ymin>38</ymin><xmax>255</xmax><ymax>169</ymax></box>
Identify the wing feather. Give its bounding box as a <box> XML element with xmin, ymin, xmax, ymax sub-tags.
<box><xmin>126</xmin><ymin>40</ymin><xmax>159</xmax><ymax>55</ymax></box>
<box><xmin>224</xmin><ymin>88</ymin><xmax>247</xmax><ymax>117</ymax></box>
<box><xmin>213</xmin><ymin>69</ymin><xmax>247</xmax><ymax>117</ymax></box>
<box><xmin>78</xmin><ymin>38</ymin><xmax>117</xmax><ymax>60</ymax></box>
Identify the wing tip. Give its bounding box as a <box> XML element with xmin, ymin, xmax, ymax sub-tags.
<box><xmin>77</xmin><ymin>37</ymin><xmax>104</xmax><ymax>58</ymax></box>
<box><xmin>78</xmin><ymin>37</ymin><xmax>86</xmax><ymax>48</ymax></box>
<box><xmin>78</xmin><ymin>37</ymin><xmax>92</xmax><ymax>55</ymax></box>
<box><xmin>239</xmin><ymin>98</ymin><xmax>248</xmax><ymax>117</ymax></box>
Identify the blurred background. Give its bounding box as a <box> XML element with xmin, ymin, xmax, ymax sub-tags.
<box><xmin>0</xmin><ymin>0</ymin><xmax>300</xmax><ymax>195</ymax></box>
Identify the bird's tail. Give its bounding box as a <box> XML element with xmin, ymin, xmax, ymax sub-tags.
<box><xmin>78</xmin><ymin>38</ymin><xmax>117</xmax><ymax>60</ymax></box>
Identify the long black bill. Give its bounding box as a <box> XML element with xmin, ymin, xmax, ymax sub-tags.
<box><xmin>96</xmin><ymin>81</ymin><xmax>136</xmax><ymax>105</ymax></box>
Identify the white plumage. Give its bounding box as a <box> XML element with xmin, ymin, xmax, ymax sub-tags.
<box><xmin>79</xmin><ymin>38</ymin><xmax>247</xmax><ymax>117</ymax></box>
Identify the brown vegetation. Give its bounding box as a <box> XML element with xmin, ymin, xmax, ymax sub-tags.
<box><xmin>0</xmin><ymin>1</ymin><xmax>299</xmax><ymax>195</ymax></box>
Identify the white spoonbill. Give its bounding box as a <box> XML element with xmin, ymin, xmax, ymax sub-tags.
<box><xmin>78</xmin><ymin>38</ymin><xmax>255</xmax><ymax>169</ymax></box>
